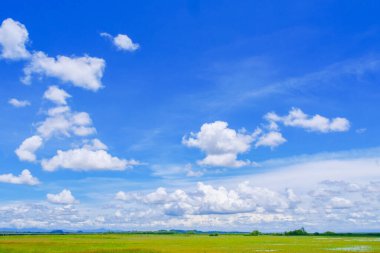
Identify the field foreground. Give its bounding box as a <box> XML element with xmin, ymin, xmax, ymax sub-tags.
<box><xmin>0</xmin><ymin>234</ymin><xmax>380</xmax><ymax>253</ymax></box>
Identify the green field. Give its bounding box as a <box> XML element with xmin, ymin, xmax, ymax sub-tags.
<box><xmin>0</xmin><ymin>234</ymin><xmax>380</xmax><ymax>253</ymax></box>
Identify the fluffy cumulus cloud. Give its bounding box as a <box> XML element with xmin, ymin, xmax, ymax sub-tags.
<box><xmin>255</xmin><ymin>131</ymin><xmax>286</xmax><ymax>148</ymax></box>
<box><xmin>47</xmin><ymin>189</ymin><xmax>77</xmax><ymax>205</ymax></box>
<box><xmin>37</xmin><ymin>106</ymin><xmax>96</xmax><ymax>138</ymax></box>
<box><xmin>265</xmin><ymin>107</ymin><xmax>350</xmax><ymax>133</ymax></box>
<box><xmin>184</xmin><ymin>109</ymin><xmax>350</xmax><ymax>167</ymax></box>
<box><xmin>41</xmin><ymin>140</ymin><xmax>139</xmax><ymax>171</ymax></box>
<box><xmin>116</xmin><ymin>181</ymin><xmax>291</xmax><ymax>217</ymax></box>
<box><xmin>22</xmin><ymin>51</ymin><xmax>105</xmax><ymax>91</ymax></box>
<box><xmin>14</xmin><ymin>85</ymin><xmax>138</xmax><ymax>171</ymax></box>
<box><xmin>15</xmin><ymin>99</ymin><xmax>96</xmax><ymax>163</ymax></box>
<box><xmin>1</xmin><ymin>153</ymin><xmax>379</xmax><ymax>231</ymax></box>
<box><xmin>0</xmin><ymin>168</ymin><xmax>379</xmax><ymax>231</ymax></box>
<box><xmin>183</xmin><ymin>121</ymin><xmax>255</xmax><ymax>167</ymax></box>
<box><xmin>0</xmin><ymin>18</ymin><xmax>30</xmax><ymax>60</ymax></box>
<box><xmin>109</xmin><ymin>176</ymin><xmax>380</xmax><ymax>231</ymax></box>
<box><xmin>37</xmin><ymin>86</ymin><xmax>96</xmax><ymax>139</ymax></box>
<box><xmin>15</xmin><ymin>135</ymin><xmax>43</xmax><ymax>162</ymax></box>
<box><xmin>8</xmin><ymin>98</ymin><xmax>31</xmax><ymax>107</ymax></box>
<box><xmin>0</xmin><ymin>169</ymin><xmax>39</xmax><ymax>185</ymax></box>
<box><xmin>43</xmin><ymin>85</ymin><xmax>71</xmax><ymax>105</ymax></box>
<box><xmin>100</xmin><ymin>32</ymin><xmax>139</xmax><ymax>52</ymax></box>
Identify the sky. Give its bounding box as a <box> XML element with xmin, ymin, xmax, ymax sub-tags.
<box><xmin>1</xmin><ymin>0</ymin><xmax>380</xmax><ymax>232</ymax></box>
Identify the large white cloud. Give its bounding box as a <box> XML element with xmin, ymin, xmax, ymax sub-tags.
<box><xmin>183</xmin><ymin>121</ymin><xmax>255</xmax><ymax>167</ymax></box>
<box><xmin>1</xmin><ymin>151</ymin><xmax>379</xmax><ymax>231</ymax></box>
<box><xmin>265</xmin><ymin>107</ymin><xmax>350</xmax><ymax>133</ymax></box>
<box><xmin>8</xmin><ymin>98</ymin><xmax>31</xmax><ymax>108</ymax></box>
<box><xmin>41</xmin><ymin>141</ymin><xmax>139</xmax><ymax>171</ymax></box>
<box><xmin>22</xmin><ymin>51</ymin><xmax>105</xmax><ymax>91</ymax></box>
<box><xmin>43</xmin><ymin>85</ymin><xmax>71</xmax><ymax>105</ymax></box>
<box><xmin>47</xmin><ymin>189</ymin><xmax>77</xmax><ymax>205</ymax></box>
<box><xmin>100</xmin><ymin>32</ymin><xmax>139</xmax><ymax>52</ymax></box>
<box><xmin>0</xmin><ymin>18</ymin><xmax>30</xmax><ymax>60</ymax></box>
<box><xmin>15</xmin><ymin>135</ymin><xmax>43</xmax><ymax>162</ymax></box>
<box><xmin>0</xmin><ymin>169</ymin><xmax>39</xmax><ymax>185</ymax></box>
<box><xmin>116</xmin><ymin>181</ymin><xmax>291</xmax><ymax>216</ymax></box>
<box><xmin>183</xmin><ymin>109</ymin><xmax>350</xmax><ymax>167</ymax></box>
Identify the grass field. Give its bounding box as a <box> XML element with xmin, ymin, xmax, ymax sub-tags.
<box><xmin>0</xmin><ymin>234</ymin><xmax>379</xmax><ymax>253</ymax></box>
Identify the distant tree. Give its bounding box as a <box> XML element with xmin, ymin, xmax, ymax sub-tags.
<box><xmin>322</xmin><ymin>231</ymin><xmax>336</xmax><ymax>236</ymax></box>
<box><xmin>284</xmin><ymin>227</ymin><xmax>308</xmax><ymax>236</ymax></box>
<box><xmin>209</xmin><ymin>233</ymin><xmax>219</xmax><ymax>236</ymax></box>
<box><xmin>248</xmin><ymin>230</ymin><xmax>261</xmax><ymax>236</ymax></box>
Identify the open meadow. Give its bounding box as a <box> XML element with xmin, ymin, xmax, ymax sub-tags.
<box><xmin>0</xmin><ymin>234</ymin><xmax>379</xmax><ymax>253</ymax></box>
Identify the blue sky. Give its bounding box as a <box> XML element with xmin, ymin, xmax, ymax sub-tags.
<box><xmin>1</xmin><ymin>1</ymin><xmax>380</xmax><ymax>232</ymax></box>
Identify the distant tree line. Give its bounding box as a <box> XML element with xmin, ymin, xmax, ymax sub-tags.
<box><xmin>246</xmin><ymin>228</ymin><xmax>380</xmax><ymax>237</ymax></box>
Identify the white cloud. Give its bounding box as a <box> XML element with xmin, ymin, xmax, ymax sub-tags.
<box><xmin>15</xmin><ymin>135</ymin><xmax>43</xmax><ymax>162</ymax></box>
<box><xmin>37</xmin><ymin>108</ymin><xmax>96</xmax><ymax>138</ymax></box>
<box><xmin>255</xmin><ymin>131</ymin><xmax>286</xmax><ymax>148</ymax></box>
<box><xmin>117</xmin><ymin>181</ymin><xmax>292</xmax><ymax>217</ymax></box>
<box><xmin>101</xmin><ymin>32</ymin><xmax>139</xmax><ymax>52</ymax></box>
<box><xmin>47</xmin><ymin>106</ymin><xmax>70</xmax><ymax>116</ymax></box>
<box><xmin>8</xmin><ymin>98</ymin><xmax>30</xmax><ymax>107</ymax></box>
<box><xmin>0</xmin><ymin>18</ymin><xmax>30</xmax><ymax>60</ymax></box>
<box><xmin>328</xmin><ymin>197</ymin><xmax>353</xmax><ymax>209</ymax></box>
<box><xmin>47</xmin><ymin>189</ymin><xmax>77</xmax><ymax>205</ymax></box>
<box><xmin>115</xmin><ymin>191</ymin><xmax>129</xmax><ymax>201</ymax></box>
<box><xmin>22</xmin><ymin>51</ymin><xmax>105</xmax><ymax>91</ymax></box>
<box><xmin>2</xmin><ymin>149</ymin><xmax>380</xmax><ymax>232</ymax></box>
<box><xmin>0</xmin><ymin>169</ymin><xmax>39</xmax><ymax>185</ymax></box>
<box><xmin>43</xmin><ymin>85</ymin><xmax>71</xmax><ymax>105</ymax></box>
<box><xmin>83</xmin><ymin>138</ymin><xmax>108</xmax><ymax>151</ymax></box>
<box><xmin>265</xmin><ymin>108</ymin><xmax>350</xmax><ymax>133</ymax></box>
<box><xmin>41</xmin><ymin>141</ymin><xmax>139</xmax><ymax>171</ymax></box>
<box><xmin>183</xmin><ymin>121</ymin><xmax>255</xmax><ymax>167</ymax></box>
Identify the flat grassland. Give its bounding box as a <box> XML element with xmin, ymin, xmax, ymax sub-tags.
<box><xmin>0</xmin><ymin>234</ymin><xmax>379</xmax><ymax>253</ymax></box>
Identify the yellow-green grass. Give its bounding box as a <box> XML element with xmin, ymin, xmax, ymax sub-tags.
<box><xmin>0</xmin><ymin>234</ymin><xmax>379</xmax><ymax>253</ymax></box>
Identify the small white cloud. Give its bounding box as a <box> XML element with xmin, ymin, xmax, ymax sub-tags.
<box><xmin>255</xmin><ymin>131</ymin><xmax>286</xmax><ymax>148</ymax></box>
<box><xmin>15</xmin><ymin>135</ymin><xmax>43</xmax><ymax>162</ymax></box>
<box><xmin>115</xmin><ymin>191</ymin><xmax>129</xmax><ymax>201</ymax></box>
<box><xmin>22</xmin><ymin>51</ymin><xmax>105</xmax><ymax>91</ymax></box>
<box><xmin>0</xmin><ymin>18</ymin><xmax>30</xmax><ymax>60</ymax></box>
<box><xmin>328</xmin><ymin>197</ymin><xmax>353</xmax><ymax>209</ymax></box>
<box><xmin>265</xmin><ymin>107</ymin><xmax>350</xmax><ymax>133</ymax></box>
<box><xmin>183</xmin><ymin>121</ymin><xmax>255</xmax><ymax>167</ymax></box>
<box><xmin>47</xmin><ymin>189</ymin><xmax>77</xmax><ymax>205</ymax></box>
<box><xmin>43</xmin><ymin>85</ymin><xmax>71</xmax><ymax>105</ymax></box>
<box><xmin>41</xmin><ymin>142</ymin><xmax>139</xmax><ymax>172</ymax></box>
<box><xmin>101</xmin><ymin>32</ymin><xmax>139</xmax><ymax>52</ymax></box>
<box><xmin>0</xmin><ymin>169</ymin><xmax>39</xmax><ymax>185</ymax></box>
<box><xmin>8</xmin><ymin>98</ymin><xmax>30</xmax><ymax>107</ymax></box>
